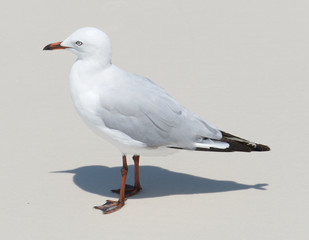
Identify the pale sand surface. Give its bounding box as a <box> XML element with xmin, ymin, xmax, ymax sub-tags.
<box><xmin>1</xmin><ymin>1</ymin><xmax>308</xmax><ymax>239</ymax></box>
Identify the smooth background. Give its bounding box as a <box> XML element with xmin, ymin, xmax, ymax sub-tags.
<box><xmin>1</xmin><ymin>0</ymin><xmax>308</xmax><ymax>239</ymax></box>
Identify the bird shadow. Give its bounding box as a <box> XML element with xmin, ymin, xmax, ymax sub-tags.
<box><xmin>53</xmin><ymin>165</ymin><xmax>267</xmax><ymax>198</ymax></box>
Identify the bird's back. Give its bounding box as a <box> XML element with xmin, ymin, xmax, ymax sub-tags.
<box><xmin>70</xmin><ymin>63</ymin><xmax>223</xmax><ymax>152</ymax></box>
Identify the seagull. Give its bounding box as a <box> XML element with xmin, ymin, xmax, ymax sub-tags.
<box><xmin>43</xmin><ymin>27</ymin><xmax>270</xmax><ymax>214</ymax></box>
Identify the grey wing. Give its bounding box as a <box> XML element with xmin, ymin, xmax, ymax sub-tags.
<box><xmin>98</xmin><ymin>77</ymin><xmax>222</xmax><ymax>148</ymax></box>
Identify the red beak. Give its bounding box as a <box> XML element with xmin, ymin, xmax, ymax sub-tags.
<box><xmin>43</xmin><ymin>41</ymin><xmax>68</xmax><ymax>50</ymax></box>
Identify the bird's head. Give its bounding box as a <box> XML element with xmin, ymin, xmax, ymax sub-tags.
<box><xmin>43</xmin><ymin>27</ymin><xmax>112</xmax><ymax>65</ymax></box>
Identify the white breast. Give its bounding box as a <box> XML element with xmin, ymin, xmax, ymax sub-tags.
<box><xmin>69</xmin><ymin>62</ymin><xmax>154</xmax><ymax>154</ymax></box>
<box><xmin>69</xmin><ymin>61</ymin><xmax>105</xmax><ymax>129</ymax></box>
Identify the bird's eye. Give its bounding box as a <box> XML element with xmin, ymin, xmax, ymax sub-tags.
<box><xmin>75</xmin><ymin>41</ymin><xmax>83</xmax><ymax>46</ymax></box>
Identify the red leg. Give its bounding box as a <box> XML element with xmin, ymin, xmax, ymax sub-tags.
<box><xmin>94</xmin><ymin>155</ymin><xmax>128</xmax><ymax>214</ymax></box>
<box><xmin>127</xmin><ymin>155</ymin><xmax>142</xmax><ymax>196</ymax></box>
<box><xmin>111</xmin><ymin>155</ymin><xmax>142</xmax><ymax>197</ymax></box>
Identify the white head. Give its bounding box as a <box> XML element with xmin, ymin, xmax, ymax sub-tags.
<box><xmin>44</xmin><ymin>27</ymin><xmax>112</xmax><ymax>66</ymax></box>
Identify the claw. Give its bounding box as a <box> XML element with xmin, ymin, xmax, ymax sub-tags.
<box><xmin>94</xmin><ymin>199</ymin><xmax>126</xmax><ymax>214</ymax></box>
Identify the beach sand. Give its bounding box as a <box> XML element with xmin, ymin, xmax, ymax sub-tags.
<box><xmin>1</xmin><ymin>1</ymin><xmax>308</xmax><ymax>239</ymax></box>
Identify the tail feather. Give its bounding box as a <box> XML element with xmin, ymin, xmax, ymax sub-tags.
<box><xmin>218</xmin><ymin>131</ymin><xmax>270</xmax><ymax>152</ymax></box>
<box><xmin>168</xmin><ymin>131</ymin><xmax>270</xmax><ymax>152</ymax></box>
<box><xmin>191</xmin><ymin>131</ymin><xmax>270</xmax><ymax>152</ymax></box>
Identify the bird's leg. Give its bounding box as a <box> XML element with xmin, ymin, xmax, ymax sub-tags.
<box><xmin>111</xmin><ymin>155</ymin><xmax>142</xmax><ymax>197</ymax></box>
<box><xmin>94</xmin><ymin>155</ymin><xmax>128</xmax><ymax>214</ymax></box>
<box><xmin>128</xmin><ymin>155</ymin><xmax>142</xmax><ymax>196</ymax></box>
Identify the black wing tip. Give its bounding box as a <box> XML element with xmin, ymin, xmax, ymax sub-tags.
<box><xmin>253</xmin><ymin>144</ymin><xmax>271</xmax><ymax>152</ymax></box>
<box><xmin>221</xmin><ymin>130</ymin><xmax>270</xmax><ymax>152</ymax></box>
<box><xmin>168</xmin><ymin>142</ymin><xmax>270</xmax><ymax>153</ymax></box>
